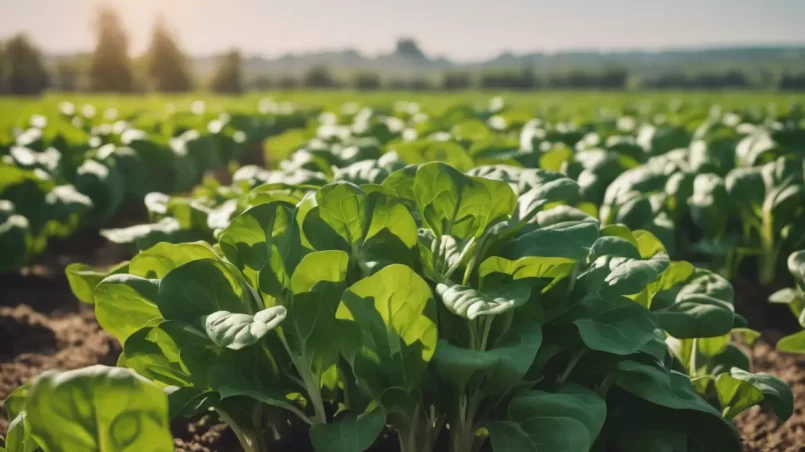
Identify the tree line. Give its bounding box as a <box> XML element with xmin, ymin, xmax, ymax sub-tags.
<box><xmin>1</xmin><ymin>7</ymin><xmax>805</xmax><ymax>95</ymax></box>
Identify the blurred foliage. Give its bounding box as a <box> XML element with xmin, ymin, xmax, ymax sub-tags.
<box><xmin>89</xmin><ymin>7</ymin><xmax>134</xmax><ymax>92</ymax></box>
<box><xmin>209</xmin><ymin>50</ymin><xmax>243</xmax><ymax>94</ymax></box>
<box><xmin>145</xmin><ymin>17</ymin><xmax>193</xmax><ymax>92</ymax></box>
<box><xmin>4</xmin><ymin>34</ymin><xmax>49</xmax><ymax>95</ymax></box>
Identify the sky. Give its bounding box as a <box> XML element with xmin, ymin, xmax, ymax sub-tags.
<box><xmin>0</xmin><ymin>0</ymin><xmax>804</xmax><ymax>61</ymax></box>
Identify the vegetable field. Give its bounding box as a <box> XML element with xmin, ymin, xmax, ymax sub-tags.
<box><xmin>1</xmin><ymin>91</ymin><xmax>805</xmax><ymax>452</ymax></box>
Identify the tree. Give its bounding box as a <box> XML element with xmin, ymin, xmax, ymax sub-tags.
<box><xmin>89</xmin><ymin>7</ymin><xmax>134</xmax><ymax>92</ymax></box>
<box><xmin>145</xmin><ymin>17</ymin><xmax>193</xmax><ymax>92</ymax></box>
<box><xmin>442</xmin><ymin>71</ymin><xmax>473</xmax><ymax>91</ymax></box>
<box><xmin>251</xmin><ymin>74</ymin><xmax>274</xmax><ymax>91</ymax></box>
<box><xmin>209</xmin><ymin>50</ymin><xmax>243</xmax><ymax>94</ymax></box>
<box><xmin>277</xmin><ymin>74</ymin><xmax>300</xmax><ymax>90</ymax></box>
<box><xmin>304</xmin><ymin>65</ymin><xmax>338</xmax><ymax>89</ymax></box>
<box><xmin>353</xmin><ymin>71</ymin><xmax>381</xmax><ymax>90</ymax></box>
<box><xmin>0</xmin><ymin>41</ymin><xmax>7</xmax><ymax>94</ymax></box>
<box><xmin>5</xmin><ymin>34</ymin><xmax>49</xmax><ymax>95</ymax></box>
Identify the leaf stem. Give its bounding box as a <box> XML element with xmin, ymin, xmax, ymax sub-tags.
<box><xmin>216</xmin><ymin>409</ymin><xmax>265</xmax><ymax>452</ymax></box>
<box><xmin>557</xmin><ymin>348</ymin><xmax>587</xmax><ymax>384</ymax></box>
<box><xmin>689</xmin><ymin>338</ymin><xmax>698</xmax><ymax>377</ymax></box>
<box><xmin>278</xmin><ymin>333</ymin><xmax>327</xmax><ymax>424</ymax></box>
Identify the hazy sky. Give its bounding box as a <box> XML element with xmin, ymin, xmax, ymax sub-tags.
<box><xmin>1</xmin><ymin>0</ymin><xmax>804</xmax><ymax>61</ymax></box>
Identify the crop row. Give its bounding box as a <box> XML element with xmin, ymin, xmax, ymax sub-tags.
<box><xmin>3</xmin><ymin>97</ymin><xmax>804</xmax><ymax>452</ymax></box>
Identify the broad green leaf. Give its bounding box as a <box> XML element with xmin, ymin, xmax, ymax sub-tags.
<box><xmin>715</xmin><ymin>373</ymin><xmax>764</xmax><ymax>420</ymax></box>
<box><xmin>413</xmin><ymin>162</ymin><xmax>516</xmax><ymax>240</ymax></box>
<box><xmin>65</xmin><ymin>261</ymin><xmax>128</xmax><ymax>304</ymax></box>
<box><xmin>100</xmin><ymin>217</ymin><xmax>183</xmax><ymax>249</ymax></box>
<box><xmin>436</xmin><ymin>281</ymin><xmax>531</xmax><ymax>320</ymax></box>
<box><xmin>478</xmin><ymin>256</ymin><xmax>575</xmax><ymax>292</ymax></box>
<box><xmin>724</xmin><ymin>368</ymin><xmax>793</xmax><ymax>421</ymax></box>
<box><xmin>614</xmin><ymin>360</ymin><xmax>724</xmax><ymax>415</ymax></box>
<box><xmin>123</xmin><ymin>321</ymin><xmax>211</xmax><ymax>388</ymax></box>
<box><xmin>129</xmin><ymin>241</ymin><xmax>217</xmax><ymax>279</ymax></box>
<box><xmin>6</xmin><ymin>411</ymin><xmax>39</xmax><ymax>452</ymax></box>
<box><xmin>502</xmin><ymin>217</ymin><xmax>600</xmax><ymax>261</ymax></box>
<box><xmin>218</xmin><ymin>201</ymin><xmax>300</xmax><ymax>297</ymax></box>
<box><xmin>4</xmin><ymin>383</ymin><xmax>29</xmax><ymax>422</ymax></box>
<box><xmin>25</xmin><ymin>366</ymin><xmax>173</xmax><ymax>452</ymax></box>
<box><xmin>568</xmin><ymin>295</ymin><xmax>658</xmax><ymax>355</ymax></box>
<box><xmin>201</xmin><ymin>307</ymin><xmax>287</xmax><ymax>350</ymax></box>
<box><xmin>394</xmin><ymin>140</ymin><xmax>474</xmax><ymax>171</ymax></box>
<box><xmin>582</xmin><ymin>252</ymin><xmax>669</xmax><ymax>297</ymax></box>
<box><xmin>652</xmin><ymin>269</ymin><xmax>736</xmax><ymax>338</ymax></box>
<box><xmin>165</xmin><ymin>387</ymin><xmax>220</xmax><ymax>419</ymax></box>
<box><xmin>336</xmin><ymin>264</ymin><xmax>437</xmax><ymax>395</ymax></box>
<box><xmin>309</xmin><ymin>412</ymin><xmax>386</xmax><ymax>452</ymax></box>
<box><xmin>286</xmin><ymin>250</ymin><xmax>350</xmax><ymax>382</ymax></box>
<box><xmin>487</xmin><ymin>385</ymin><xmax>606</xmax><ymax>452</ymax></box>
<box><xmin>95</xmin><ymin>274</ymin><xmax>162</xmax><ymax>343</ymax></box>
<box><xmin>778</xmin><ymin>330</ymin><xmax>805</xmax><ymax>353</ymax></box>
<box><xmin>633</xmin><ymin>230</ymin><xmax>667</xmax><ymax>259</ymax></box>
<box><xmin>157</xmin><ymin>259</ymin><xmax>253</xmax><ymax>322</ymax></box>
<box><xmin>431</xmin><ymin>322</ymin><xmax>542</xmax><ymax>394</ymax></box>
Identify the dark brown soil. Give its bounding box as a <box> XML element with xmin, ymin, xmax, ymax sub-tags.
<box><xmin>0</xmin><ymin>305</ymin><xmax>118</xmax><ymax>433</ymax></box>
<box><xmin>173</xmin><ymin>416</ymin><xmax>238</xmax><ymax>452</ymax></box>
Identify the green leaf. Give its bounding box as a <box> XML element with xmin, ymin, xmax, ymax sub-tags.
<box><xmin>123</xmin><ymin>321</ymin><xmax>210</xmax><ymax>388</ymax></box>
<box><xmin>218</xmin><ymin>201</ymin><xmax>300</xmax><ymax>297</ymax></box>
<box><xmin>100</xmin><ymin>217</ymin><xmax>183</xmax><ymax>249</ymax></box>
<box><xmin>6</xmin><ymin>411</ymin><xmax>39</xmax><ymax>452</ymax></box>
<box><xmin>3</xmin><ymin>383</ymin><xmax>29</xmax><ymax>422</ymax></box>
<box><xmin>652</xmin><ymin>269</ymin><xmax>736</xmax><ymax>338</ymax></box>
<box><xmin>25</xmin><ymin>365</ymin><xmax>173</xmax><ymax>452</ymax></box>
<box><xmin>724</xmin><ymin>368</ymin><xmax>793</xmax><ymax>421</ymax></box>
<box><xmin>778</xmin><ymin>330</ymin><xmax>805</xmax><ymax>353</ymax></box>
<box><xmin>486</xmin><ymin>385</ymin><xmax>606</xmax><ymax>452</ymax></box>
<box><xmin>788</xmin><ymin>250</ymin><xmax>805</xmax><ymax>290</ymax></box>
<box><xmin>95</xmin><ymin>274</ymin><xmax>162</xmax><ymax>343</ymax></box>
<box><xmin>129</xmin><ymin>241</ymin><xmax>217</xmax><ymax>279</ymax></box>
<box><xmin>394</xmin><ymin>140</ymin><xmax>474</xmax><ymax>171</ymax></box>
<box><xmin>201</xmin><ymin>307</ymin><xmax>287</xmax><ymax>350</ymax></box>
<box><xmin>502</xmin><ymin>217</ymin><xmax>600</xmax><ymax>260</ymax></box>
<box><xmin>65</xmin><ymin>261</ymin><xmax>128</xmax><ymax>304</ymax></box>
<box><xmin>715</xmin><ymin>373</ymin><xmax>764</xmax><ymax>420</ymax></box>
<box><xmin>0</xmin><ymin>211</ymin><xmax>30</xmax><ymax>273</ymax></box>
<box><xmin>336</xmin><ymin>264</ymin><xmax>438</xmax><ymax>396</ymax></box>
<box><xmin>165</xmin><ymin>387</ymin><xmax>220</xmax><ymax>419</ymax></box>
<box><xmin>309</xmin><ymin>412</ymin><xmax>386</xmax><ymax>452</ymax></box>
<box><xmin>478</xmin><ymin>256</ymin><xmax>576</xmax><ymax>292</ymax></box>
<box><xmin>157</xmin><ymin>258</ymin><xmax>253</xmax><ymax>323</ymax></box>
<box><xmin>436</xmin><ymin>281</ymin><xmax>531</xmax><ymax>320</ymax></box>
<box><xmin>431</xmin><ymin>322</ymin><xmax>542</xmax><ymax>394</ymax></box>
<box><xmin>286</xmin><ymin>250</ymin><xmax>350</xmax><ymax>382</ymax></box>
<box><xmin>413</xmin><ymin>162</ymin><xmax>516</xmax><ymax>240</ymax></box>
<box><xmin>568</xmin><ymin>294</ymin><xmax>659</xmax><ymax>355</ymax></box>
<box><xmin>614</xmin><ymin>360</ymin><xmax>724</xmax><ymax>415</ymax></box>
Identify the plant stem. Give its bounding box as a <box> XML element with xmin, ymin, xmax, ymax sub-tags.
<box><xmin>479</xmin><ymin>317</ymin><xmax>493</xmax><ymax>351</ymax></box>
<box><xmin>689</xmin><ymin>338</ymin><xmax>698</xmax><ymax>376</ymax></box>
<box><xmin>557</xmin><ymin>349</ymin><xmax>587</xmax><ymax>384</ymax></box>
<box><xmin>597</xmin><ymin>373</ymin><xmax>615</xmax><ymax>399</ymax></box>
<box><xmin>217</xmin><ymin>409</ymin><xmax>265</xmax><ymax>452</ymax></box>
<box><xmin>278</xmin><ymin>334</ymin><xmax>327</xmax><ymax>424</ymax></box>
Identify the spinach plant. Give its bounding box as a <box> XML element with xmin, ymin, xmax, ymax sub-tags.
<box><xmin>770</xmin><ymin>250</ymin><xmax>805</xmax><ymax>352</ymax></box>
<box><xmin>55</xmin><ymin>162</ymin><xmax>793</xmax><ymax>452</ymax></box>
